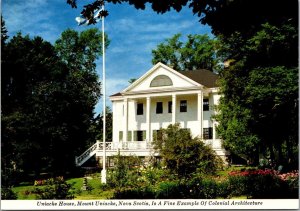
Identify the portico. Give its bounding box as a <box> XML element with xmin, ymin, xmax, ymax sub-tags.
<box><xmin>118</xmin><ymin>90</ymin><xmax>207</xmax><ymax>144</ymax></box>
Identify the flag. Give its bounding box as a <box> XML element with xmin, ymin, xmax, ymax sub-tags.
<box><xmin>75</xmin><ymin>8</ymin><xmax>103</xmax><ymax>26</ymax></box>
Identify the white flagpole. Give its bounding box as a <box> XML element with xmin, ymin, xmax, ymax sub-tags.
<box><xmin>101</xmin><ymin>4</ymin><xmax>107</xmax><ymax>184</ymax></box>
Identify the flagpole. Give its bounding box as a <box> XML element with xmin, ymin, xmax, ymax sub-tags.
<box><xmin>101</xmin><ymin>4</ymin><xmax>107</xmax><ymax>184</ymax></box>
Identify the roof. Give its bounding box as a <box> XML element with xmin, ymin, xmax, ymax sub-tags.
<box><xmin>110</xmin><ymin>92</ymin><xmax>122</xmax><ymax>97</ymax></box>
<box><xmin>179</xmin><ymin>69</ymin><xmax>219</xmax><ymax>88</ymax></box>
<box><xmin>110</xmin><ymin>67</ymin><xmax>219</xmax><ymax>97</ymax></box>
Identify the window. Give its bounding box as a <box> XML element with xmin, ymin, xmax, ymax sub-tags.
<box><xmin>168</xmin><ymin>101</ymin><xmax>172</xmax><ymax>113</ymax></box>
<box><xmin>203</xmin><ymin>99</ymin><xmax>209</xmax><ymax>111</ymax></box>
<box><xmin>150</xmin><ymin>75</ymin><xmax>173</xmax><ymax>87</ymax></box>
<box><xmin>180</xmin><ymin>100</ymin><xmax>187</xmax><ymax>112</ymax></box>
<box><xmin>137</xmin><ymin>103</ymin><xmax>143</xmax><ymax>115</ymax></box>
<box><xmin>153</xmin><ymin>130</ymin><xmax>163</xmax><ymax>141</ymax></box>
<box><xmin>134</xmin><ymin>130</ymin><xmax>146</xmax><ymax>141</ymax></box>
<box><xmin>156</xmin><ymin>102</ymin><xmax>163</xmax><ymax>114</ymax></box>
<box><xmin>119</xmin><ymin>131</ymin><xmax>123</xmax><ymax>141</ymax></box>
<box><xmin>203</xmin><ymin>127</ymin><xmax>213</xmax><ymax>139</ymax></box>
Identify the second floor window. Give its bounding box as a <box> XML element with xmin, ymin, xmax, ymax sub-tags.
<box><xmin>137</xmin><ymin>103</ymin><xmax>143</xmax><ymax>115</ymax></box>
<box><xmin>180</xmin><ymin>100</ymin><xmax>187</xmax><ymax>112</ymax></box>
<box><xmin>156</xmin><ymin>102</ymin><xmax>163</xmax><ymax>114</ymax></box>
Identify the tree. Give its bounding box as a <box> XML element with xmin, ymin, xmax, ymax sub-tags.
<box><xmin>153</xmin><ymin>124</ymin><xmax>223</xmax><ymax>178</ymax></box>
<box><xmin>1</xmin><ymin>28</ymin><xmax>109</xmax><ymax>186</ymax></box>
<box><xmin>152</xmin><ymin>34</ymin><xmax>218</xmax><ymax>71</ymax></box>
<box><xmin>67</xmin><ymin>0</ymin><xmax>297</xmax><ymax>36</ymax></box>
<box><xmin>1</xmin><ymin>15</ymin><xmax>9</xmax><ymax>46</ymax></box>
<box><xmin>55</xmin><ymin>28</ymin><xmax>110</xmax><ymax>71</ymax></box>
<box><xmin>89</xmin><ymin>106</ymin><xmax>113</xmax><ymax>144</ymax></box>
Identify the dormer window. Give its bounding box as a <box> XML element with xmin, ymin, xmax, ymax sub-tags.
<box><xmin>150</xmin><ymin>75</ymin><xmax>173</xmax><ymax>87</ymax></box>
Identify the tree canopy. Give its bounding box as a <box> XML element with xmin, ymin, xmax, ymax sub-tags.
<box><xmin>1</xmin><ymin>27</ymin><xmax>109</xmax><ymax>186</ymax></box>
<box><xmin>152</xmin><ymin>34</ymin><xmax>218</xmax><ymax>71</ymax></box>
<box><xmin>67</xmin><ymin>0</ymin><xmax>297</xmax><ymax>36</ymax></box>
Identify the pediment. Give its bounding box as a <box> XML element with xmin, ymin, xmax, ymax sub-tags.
<box><xmin>122</xmin><ymin>63</ymin><xmax>203</xmax><ymax>93</ymax></box>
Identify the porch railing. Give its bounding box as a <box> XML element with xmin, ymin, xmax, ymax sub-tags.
<box><xmin>75</xmin><ymin>141</ymin><xmax>153</xmax><ymax>166</ymax></box>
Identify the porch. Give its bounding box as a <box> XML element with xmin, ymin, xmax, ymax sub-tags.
<box><xmin>75</xmin><ymin>139</ymin><xmax>226</xmax><ymax>166</ymax></box>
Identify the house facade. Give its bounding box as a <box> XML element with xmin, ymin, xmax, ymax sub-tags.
<box><xmin>75</xmin><ymin>62</ymin><xmax>228</xmax><ymax>166</ymax></box>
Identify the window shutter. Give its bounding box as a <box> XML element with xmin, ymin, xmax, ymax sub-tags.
<box><xmin>127</xmin><ymin>131</ymin><xmax>132</xmax><ymax>141</ymax></box>
<box><xmin>142</xmin><ymin>131</ymin><xmax>146</xmax><ymax>141</ymax></box>
<box><xmin>133</xmin><ymin>131</ymin><xmax>137</xmax><ymax>142</ymax></box>
<box><xmin>119</xmin><ymin>131</ymin><xmax>123</xmax><ymax>141</ymax></box>
<box><xmin>153</xmin><ymin>130</ymin><xmax>157</xmax><ymax>141</ymax></box>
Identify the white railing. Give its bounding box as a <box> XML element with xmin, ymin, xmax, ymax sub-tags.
<box><xmin>75</xmin><ymin>141</ymin><xmax>153</xmax><ymax>166</ymax></box>
<box><xmin>75</xmin><ymin>142</ymin><xmax>98</xmax><ymax>166</ymax></box>
<box><xmin>203</xmin><ymin>139</ymin><xmax>223</xmax><ymax>149</ymax></box>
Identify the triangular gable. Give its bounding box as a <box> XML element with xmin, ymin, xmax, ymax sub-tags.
<box><xmin>122</xmin><ymin>62</ymin><xmax>203</xmax><ymax>93</ymax></box>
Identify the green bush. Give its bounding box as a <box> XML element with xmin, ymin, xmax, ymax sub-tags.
<box><xmin>107</xmin><ymin>154</ymin><xmax>141</xmax><ymax>189</ymax></box>
<box><xmin>112</xmin><ymin>187</ymin><xmax>155</xmax><ymax>199</ymax></box>
<box><xmin>155</xmin><ymin>181</ymin><xmax>182</xmax><ymax>199</ymax></box>
<box><xmin>33</xmin><ymin>177</ymin><xmax>74</xmax><ymax>199</ymax></box>
<box><xmin>227</xmin><ymin>175</ymin><xmax>248</xmax><ymax>197</ymax></box>
<box><xmin>152</xmin><ymin>124</ymin><xmax>223</xmax><ymax>179</ymax></box>
<box><xmin>1</xmin><ymin>187</ymin><xmax>17</xmax><ymax>199</ymax></box>
<box><xmin>226</xmin><ymin>169</ymin><xmax>297</xmax><ymax>198</ymax></box>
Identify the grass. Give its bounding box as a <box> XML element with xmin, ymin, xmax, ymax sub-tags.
<box><xmin>12</xmin><ymin>173</ymin><xmax>114</xmax><ymax>200</ymax></box>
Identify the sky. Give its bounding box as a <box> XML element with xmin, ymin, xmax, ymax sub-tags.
<box><xmin>2</xmin><ymin>0</ymin><xmax>212</xmax><ymax>115</ymax></box>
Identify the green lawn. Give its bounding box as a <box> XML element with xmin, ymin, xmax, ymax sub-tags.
<box><xmin>12</xmin><ymin>173</ymin><xmax>114</xmax><ymax>200</ymax></box>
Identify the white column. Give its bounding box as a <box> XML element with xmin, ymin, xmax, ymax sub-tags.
<box><xmin>197</xmin><ymin>92</ymin><xmax>203</xmax><ymax>139</ymax></box>
<box><xmin>146</xmin><ymin>97</ymin><xmax>151</xmax><ymax>142</ymax></box>
<box><xmin>123</xmin><ymin>98</ymin><xmax>128</xmax><ymax>142</ymax></box>
<box><xmin>172</xmin><ymin>94</ymin><xmax>176</xmax><ymax>124</ymax></box>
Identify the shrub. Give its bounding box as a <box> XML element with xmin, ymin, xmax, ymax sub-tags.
<box><xmin>138</xmin><ymin>166</ymin><xmax>166</xmax><ymax>186</ymax></box>
<box><xmin>227</xmin><ymin>169</ymin><xmax>297</xmax><ymax>198</ymax></box>
<box><xmin>112</xmin><ymin>186</ymin><xmax>155</xmax><ymax>199</ymax></box>
<box><xmin>107</xmin><ymin>154</ymin><xmax>142</xmax><ymax>189</ymax></box>
<box><xmin>1</xmin><ymin>187</ymin><xmax>17</xmax><ymax>199</ymax></box>
<box><xmin>155</xmin><ymin>181</ymin><xmax>182</xmax><ymax>199</ymax></box>
<box><xmin>33</xmin><ymin>177</ymin><xmax>74</xmax><ymax>199</ymax></box>
<box><xmin>152</xmin><ymin>124</ymin><xmax>223</xmax><ymax>179</ymax></box>
<box><xmin>183</xmin><ymin>177</ymin><xmax>220</xmax><ymax>199</ymax></box>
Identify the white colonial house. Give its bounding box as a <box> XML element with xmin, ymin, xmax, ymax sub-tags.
<box><xmin>75</xmin><ymin>62</ymin><xmax>228</xmax><ymax>166</ymax></box>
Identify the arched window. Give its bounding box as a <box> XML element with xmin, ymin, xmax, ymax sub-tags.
<box><xmin>150</xmin><ymin>75</ymin><xmax>173</xmax><ymax>87</ymax></box>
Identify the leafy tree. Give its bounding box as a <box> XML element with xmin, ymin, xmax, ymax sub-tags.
<box><xmin>152</xmin><ymin>33</ymin><xmax>218</xmax><ymax>71</ymax></box>
<box><xmin>128</xmin><ymin>78</ymin><xmax>136</xmax><ymax>84</ymax></box>
<box><xmin>55</xmin><ymin>28</ymin><xmax>109</xmax><ymax>71</ymax></box>
<box><xmin>1</xmin><ymin>15</ymin><xmax>9</xmax><ymax>46</ymax></box>
<box><xmin>1</xmin><ymin>27</ymin><xmax>109</xmax><ymax>186</ymax></box>
<box><xmin>89</xmin><ymin>106</ymin><xmax>113</xmax><ymax>144</ymax></box>
<box><xmin>215</xmin><ymin>21</ymin><xmax>298</xmax><ymax>165</ymax></box>
<box><xmin>67</xmin><ymin>0</ymin><xmax>297</xmax><ymax>36</ymax></box>
<box><xmin>153</xmin><ymin>124</ymin><xmax>223</xmax><ymax>178</ymax></box>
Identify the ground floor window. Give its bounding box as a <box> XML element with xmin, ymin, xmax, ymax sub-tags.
<box><xmin>180</xmin><ymin>100</ymin><xmax>187</xmax><ymax>112</ymax></box>
<box><xmin>203</xmin><ymin>127</ymin><xmax>213</xmax><ymax>139</ymax></box>
<box><xmin>152</xmin><ymin>130</ymin><xmax>163</xmax><ymax>141</ymax></box>
<box><xmin>134</xmin><ymin>130</ymin><xmax>146</xmax><ymax>141</ymax></box>
<box><xmin>156</xmin><ymin>102</ymin><xmax>163</xmax><ymax>114</ymax></box>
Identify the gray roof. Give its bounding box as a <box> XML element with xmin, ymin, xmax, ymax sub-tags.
<box><xmin>179</xmin><ymin>69</ymin><xmax>219</xmax><ymax>88</ymax></box>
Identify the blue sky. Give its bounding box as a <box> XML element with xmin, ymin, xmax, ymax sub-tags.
<box><xmin>2</xmin><ymin>0</ymin><xmax>212</xmax><ymax>115</ymax></box>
